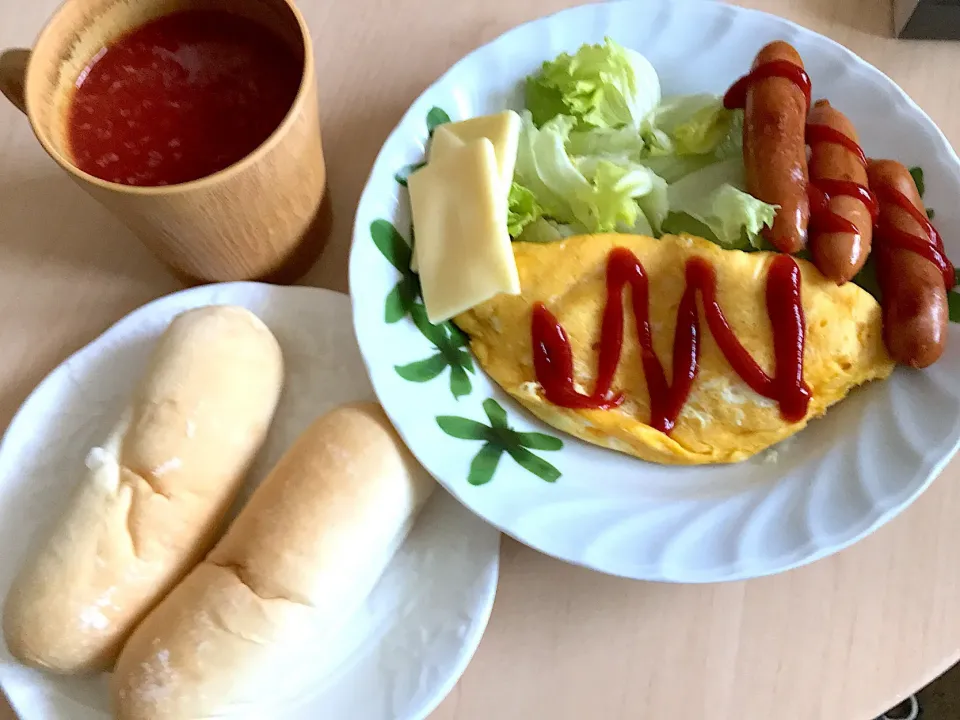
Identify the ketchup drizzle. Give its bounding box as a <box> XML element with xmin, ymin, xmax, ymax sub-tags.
<box><xmin>531</xmin><ymin>250</ymin><xmax>811</xmax><ymax>435</ymax></box>
<box><xmin>873</xmin><ymin>185</ymin><xmax>955</xmax><ymax>291</ymax></box>
<box><xmin>531</xmin><ymin>304</ymin><xmax>623</xmax><ymax>410</ymax></box>
<box><xmin>726</xmin><ymin>58</ymin><xmax>952</xmax><ymax>287</ymax></box>
<box><xmin>803</xmin><ymin>123</ymin><xmax>878</xmax><ymax>253</ymax></box>
<box><xmin>723</xmin><ymin>60</ymin><xmax>812</xmax><ymax>110</ymax></box>
<box><xmin>806</xmin><ymin>123</ymin><xmax>868</xmax><ymax>167</ymax></box>
<box><xmin>807</xmin><ymin>179</ymin><xmax>878</xmax><ymax>221</ymax></box>
<box><xmin>723</xmin><ymin>61</ymin><xmax>881</xmax><ymax>262</ymax></box>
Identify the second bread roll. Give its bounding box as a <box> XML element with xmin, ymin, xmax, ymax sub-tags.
<box><xmin>112</xmin><ymin>402</ymin><xmax>436</xmax><ymax>719</ymax></box>
<box><xmin>2</xmin><ymin>306</ymin><xmax>283</xmax><ymax>674</ymax></box>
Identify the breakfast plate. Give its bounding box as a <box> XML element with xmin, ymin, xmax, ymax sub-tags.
<box><xmin>349</xmin><ymin>0</ymin><xmax>960</xmax><ymax>582</ymax></box>
<box><xmin>0</xmin><ymin>284</ymin><xmax>500</xmax><ymax>720</ymax></box>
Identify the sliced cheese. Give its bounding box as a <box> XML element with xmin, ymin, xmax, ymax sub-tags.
<box><xmin>407</xmin><ymin>137</ymin><xmax>521</xmax><ymax>324</ymax></box>
<box><xmin>430</xmin><ymin>110</ymin><xmax>522</xmax><ymax>191</ymax></box>
<box><xmin>412</xmin><ymin>110</ymin><xmax>521</xmax><ymax>273</ymax></box>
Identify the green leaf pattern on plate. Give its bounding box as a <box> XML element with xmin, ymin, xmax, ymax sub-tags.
<box><xmin>376</xmin><ymin>107</ymin><xmax>478</xmax><ymax>397</ymax></box>
<box><xmin>394</xmin><ymin>303</ymin><xmax>475</xmax><ymax>399</ymax></box>
<box><xmin>377</xmin><ymin>106</ymin><xmax>564</xmax><ymax>484</ymax></box>
<box><xmin>394</xmin><ymin>161</ymin><xmax>426</xmax><ymax>187</ymax></box>
<box><xmin>395</xmin><ymin>106</ymin><xmax>450</xmax><ymax>185</ymax></box>
<box><xmin>468</xmin><ymin>443</ymin><xmax>504</xmax><ymax>486</ymax></box>
<box><xmin>395</xmin><ymin>352</ymin><xmax>450</xmax><ymax>382</ymax></box>
<box><xmin>426</xmin><ymin>107</ymin><xmax>451</xmax><ymax>135</ymax></box>
<box><xmin>437</xmin><ymin>399</ymin><xmax>563</xmax><ymax>485</ymax></box>
<box><xmin>371</xmin><ymin>219</ymin><xmax>420</xmax><ymax>323</ymax></box>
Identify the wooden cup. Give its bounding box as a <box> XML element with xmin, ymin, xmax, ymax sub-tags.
<box><xmin>0</xmin><ymin>0</ymin><xmax>330</xmax><ymax>284</ymax></box>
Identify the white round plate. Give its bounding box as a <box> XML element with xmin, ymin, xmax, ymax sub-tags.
<box><xmin>349</xmin><ymin>0</ymin><xmax>960</xmax><ymax>582</ymax></box>
<box><xmin>0</xmin><ymin>284</ymin><xmax>499</xmax><ymax>720</ymax></box>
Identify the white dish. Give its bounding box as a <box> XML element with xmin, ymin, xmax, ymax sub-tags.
<box><xmin>0</xmin><ymin>283</ymin><xmax>499</xmax><ymax>720</ymax></box>
<box><xmin>349</xmin><ymin>0</ymin><xmax>960</xmax><ymax>582</ymax></box>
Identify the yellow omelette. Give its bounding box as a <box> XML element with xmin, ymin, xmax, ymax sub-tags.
<box><xmin>455</xmin><ymin>233</ymin><xmax>894</xmax><ymax>465</ymax></box>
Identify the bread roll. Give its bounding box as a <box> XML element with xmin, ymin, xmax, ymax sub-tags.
<box><xmin>3</xmin><ymin>306</ymin><xmax>283</xmax><ymax>674</ymax></box>
<box><xmin>111</xmin><ymin>402</ymin><xmax>436</xmax><ymax>720</ymax></box>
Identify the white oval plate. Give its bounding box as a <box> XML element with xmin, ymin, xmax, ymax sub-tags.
<box><xmin>349</xmin><ymin>0</ymin><xmax>960</xmax><ymax>582</ymax></box>
<box><xmin>0</xmin><ymin>284</ymin><xmax>499</xmax><ymax>720</ymax></box>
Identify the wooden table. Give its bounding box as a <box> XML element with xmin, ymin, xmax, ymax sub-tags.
<box><xmin>2</xmin><ymin>0</ymin><xmax>959</xmax><ymax>718</ymax></box>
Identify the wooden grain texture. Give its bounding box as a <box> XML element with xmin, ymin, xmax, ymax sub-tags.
<box><xmin>2</xmin><ymin>1</ymin><xmax>960</xmax><ymax>719</ymax></box>
<box><xmin>3</xmin><ymin>0</ymin><xmax>329</xmax><ymax>284</ymax></box>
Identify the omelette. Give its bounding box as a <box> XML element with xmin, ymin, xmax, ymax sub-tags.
<box><xmin>454</xmin><ymin>233</ymin><xmax>894</xmax><ymax>465</ymax></box>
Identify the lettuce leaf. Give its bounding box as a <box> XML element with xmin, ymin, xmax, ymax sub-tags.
<box><xmin>637</xmin><ymin>153</ymin><xmax>720</xmax><ymax>184</ymax></box>
<box><xmin>636</xmin><ymin>105</ymin><xmax>743</xmax><ymax>186</ymax></box>
<box><xmin>591</xmin><ymin>159</ymin><xmax>668</xmax><ymax>234</ymax></box>
<box><xmin>665</xmin><ymin>158</ymin><xmax>776</xmax><ymax>248</ymax></box>
<box><xmin>525</xmin><ymin>38</ymin><xmax>660</xmax><ymax>129</ymax></box>
<box><xmin>507</xmin><ymin>182</ymin><xmax>544</xmax><ymax>238</ymax></box>
<box><xmin>712</xmin><ymin>108</ymin><xmax>745</xmax><ymax>161</ymax></box>
<box><xmin>516</xmin><ymin>217</ymin><xmax>577</xmax><ymax>244</ymax></box>
<box><xmin>524</xmin><ymin>78</ymin><xmax>571</xmax><ymax>130</ymax></box>
<box><xmin>566</xmin><ymin>125</ymin><xmax>647</xmax><ymax>163</ymax></box>
<box><xmin>641</xmin><ymin>94</ymin><xmax>736</xmax><ymax>157</ymax></box>
<box><xmin>514</xmin><ymin>112</ymin><xmax>667</xmax><ymax>236</ymax></box>
<box><xmin>516</xmin><ymin>40</ymin><xmax>775</xmax><ymax>249</ymax></box>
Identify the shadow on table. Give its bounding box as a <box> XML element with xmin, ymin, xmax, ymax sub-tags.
<box><xmin>0</xmin><ymin>173</ymin><xmax>174</xmax><ymax>283</ymax></box>
<box><xmin>0</xmin><ymin>172</ymin><xmax>179</xmax><ymax>435</ymax></box>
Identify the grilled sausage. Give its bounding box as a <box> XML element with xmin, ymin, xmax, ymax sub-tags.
<box><xmin>866</xmin><ymin>159</ymin><xmax>948</xmax><ymax>368</ymax></box>
<box><xmin>743</xmin><ymin>41</ymin><xmax>810</xmax><ymax>253</ymax></box>
<box><xmin>807</xmin><ymin>99</ymin><xmax>874</xmax><ymax>284</ymax></box>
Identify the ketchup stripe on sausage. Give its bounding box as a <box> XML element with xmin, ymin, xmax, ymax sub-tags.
<box><xmin>723</xmin><ymin>60</ymin><xmax>811</xmax><ymax>111</ymax></box>
<box><xmin>803</xmin><ymin>99</ymin><xmax>877</xmax><ymax>284</ymax></box>
<box><xmin>868</xmin><ymin>159</ymin><xmax>949</xmax><ymax>368</ymax></box>
<box><xmin>873</xmin><ymin>184</ymin><xmax>954</xmax><ymax>290</ymax></box>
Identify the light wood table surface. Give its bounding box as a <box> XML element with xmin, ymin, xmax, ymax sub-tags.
<box><xmin>2</xmin><ymin>0</ymin><xmax>960</xmax><ymax>718</ymax></box>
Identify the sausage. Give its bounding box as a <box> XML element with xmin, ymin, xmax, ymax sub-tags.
<box><xmin>807</xmin><ymin>99</ymin><xmax>873</xmax><ymax>284</ymax></box>
<box><xmin>866</xmin><ymin>159</ymin><xmax>947</xmax><ymax>368</ymax></box>
<box><xmin>744</xmin><ymin>41</ymin><xmax>810</xmax><ymax>253</ymax></box>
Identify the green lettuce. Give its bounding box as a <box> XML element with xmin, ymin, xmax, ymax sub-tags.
<box><xmin>566</xmin><ymin>125</ymin><xmax>647</xmax><ymax>163</ymax></box>
<box><xmin>516</xmin><ymin>217</ymin><xmax>576</xmax><ymax>244</ymax></box>
<box><xmin>641</xmin><ymin>94</ymin><xmax>736</xmax><ymax>157</ymax></box>
<box><xmin>664</xmin><ymin>158</ymin><xmax>776</xmax><ymax>249</ymax></box>
<box><xmin>515</xmin><ymin>42</ymin><xmax>769</xmax><ymax>248</ymax></box>
<box><xmin>637</xmin><ymin>153</ymin><xmax>720</xmax><ymax>184</ymax></box>
<box><xmin>525</xmin><ymin>38</ymin><xmax>660</xmax><ymax>129</ymax></box>
<box><xmin>507</xmin><ymin>182</ymin><xmax>544</xmax><ymax>238</ymax></box>
<box><xmin>514</xmin><ymin>112</ymin><xmax>667</xmax><ymax>236</ymax></box>
<box><xmin>636</xmin><ymin>105</ymin><xmax>743</xmax><ymax>185</ymax></box>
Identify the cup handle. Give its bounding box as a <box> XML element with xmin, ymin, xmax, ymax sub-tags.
<box><xmin>0</xmin><ymin>48</ymin><xmax>30</xmax><ymax>114</ymax></box>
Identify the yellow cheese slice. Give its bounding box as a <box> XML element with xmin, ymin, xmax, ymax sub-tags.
<box><xmin>430</xmin><ymin>110</ymin><xmax>522</xmax><ymax>191</ymax></box>
<box><xmin>412</xmin><ymin>110</ymin><xmax>521</xmax><ymax>273</ymax></box>
<box><xmin>407</xmin><ymin>138</ymin><xmax>521</xmax><ymax>324</ymax></box>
